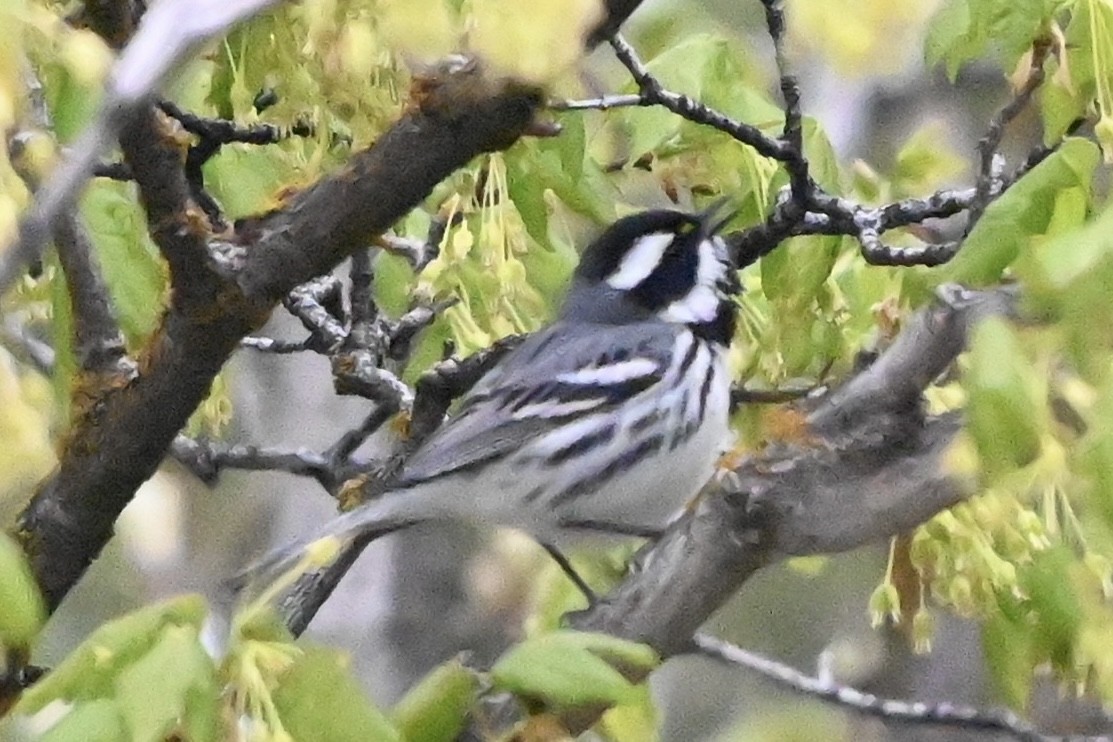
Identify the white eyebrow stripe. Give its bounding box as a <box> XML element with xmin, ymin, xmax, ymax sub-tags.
<box><xmin>605</xmin><ymin>232</ymin><xmax>674</xmax><ymax>289</ymax></box>
<box><xmin>556</xmin><ymin>357</ymin><xmax>660</xmax><ymax>385</ymax></box>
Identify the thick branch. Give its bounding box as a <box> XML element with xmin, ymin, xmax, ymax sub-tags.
<box><xmin>234</xmin><ymin>60</ymin><xmax>541</xmax><ymax>302</ymax></box>
<box><xmin>118</xmin><ymin>106</ymin><xmax>215</xmax><ymax>297</ymax></box>
<box><xmin>51</xmin><ymin>216</ymin><xmax>130</xmax><ymax>374</ymax></box>
<box><xmin>14</xmin><ymin>60</ymin><xmax>544</xmax><ymax>613</ymax></box>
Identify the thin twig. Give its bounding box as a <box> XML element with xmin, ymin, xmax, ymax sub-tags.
<box><xmin>91</xmin><ymin>160</ymin><xmax>133</xmax><ymax>181</ymax></box>
<box><xmin>731</xmin><ymin>384</ymin><xmax>815</xmax><ymax>407</ymax></box>
<box><xmin>967</xmin><ymin>41</ymin><xmax>1051</xmax><ymax>232</ymax></box>
<box><xmin>760</xmin><ymin>0</ymin><xmax>810</xmax><ymax>201</ymax></box>
<box><xmin>608</xmin><ymin>33</ymin><xmax>791</xmax><ymax>162</ymax></box>
<box><xmin>51</xmin><ymin>216</ymin><xmax>133</xmax><ymax>373</ymax></box>
<box><xmin>691</xmin><ymin>633</ymin><xmax>1058</xmax><ymax>742</ymax></box>
<box><xmin>239</xmin><ymin>336</ymin><xmax>313</xmax><ymax>354</ymax></box>
<box><xmin>388</xmin><ymin>298</ymin><xmax>457</xmax><ymax>363</ymax></box>
<box><xmin>325</xmin><ymin>405</ymin><xmax>400</xmax><ymax>463</ymax></box>
<box><xmin>347</xmin><ymin>248</ymin><xmax>377</xmax><ymax>343</ymax></box>
<box><xmin>284</xmin><ymin>277</ymin><xmax>347</xmax><ymax>349</ymax></box>
<box><xmin>548</xmin><ymin>94</ymin><xmax>645</xmax><ymax>111</ymax></box>
<box><xmin>157</xmin><ymin>99</ymin><xmax>313</xmax><ymax>146</ymax></box>
<box><xmin>408</xmin><ymin>334</ymin><xmax>527</xmax><ymax>445</ymax></box>
<box><xmin>375</xmin><ymin>233</ymin><xmax>439</xmax><ymax>271</ymax></box>
<box><xmin>0</xmin><ymin>319</ymin><xmax>56</xmax><ymax>375</ymax></box>
<box><xmin>171</xmin><ymin>437</ymin><xmax>335</xmax><ymax>488</ymax></box>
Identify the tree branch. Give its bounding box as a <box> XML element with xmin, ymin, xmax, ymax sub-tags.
<box><xmin>690</xmin><ymin>633</ymin><xmax>1054</xmax><ymax>742</ymax></box>
<box><xmin>170</xmin><ymin>437</ymin><xmax>335</xmax><ymax>488</ymax></box>
<box><xmin>231</xmin><ymin>59</ymin><xmax>541</xmax><ymax>302</ymax></box>
<box><xmin>608</xmin><ymin>33</ymin><xmax>792</xmax><ymax>162</ymax></box>
<box><xmin>967</xmin><ymin>40</ymin><xmax>1051</xmax><ymax>232</ymax></box>
<box><xmin>14</xmin><ymin>55</ymin><xmax>546</xmax><ymax>612</ymax></box>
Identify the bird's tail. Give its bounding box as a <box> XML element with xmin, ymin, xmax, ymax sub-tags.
<box><xmin>221</xmin><ymin>495</ymin><xmax>421</xmax><ymax>613</ymax></box>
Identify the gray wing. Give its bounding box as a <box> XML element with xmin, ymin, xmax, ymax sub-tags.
<box><xmin>396</xmin><ymin>320</ymin><xmax>682</xmax><ymax>486</ymax></box>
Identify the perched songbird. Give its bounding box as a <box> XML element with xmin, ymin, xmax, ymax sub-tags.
<box><xmin>236</xmin><ymin>204</ymin><xmax>740</xmax><ymax>593</ymax></box>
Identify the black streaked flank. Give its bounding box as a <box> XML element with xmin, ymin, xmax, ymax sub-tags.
<box><xmin>697</xmin><ymin>361</ymin><xmax>715</xmax><ymax>422</ymax></box>
<box><xmin>544</xmin><ymin>423</ymin><xmax>618</xmax><ymax>466</ymax></box>
<box><xmin>677</xmin><ymin>332</ymin><xmax>701</xmax><ymax>375</ymax></box>
<box><xmin>631</xmin><ymin>408</ymin><xmax>664</xmax><ymax>433</ymax></box>
<box><xmin>552</xmin><ymin>433</ymin><xmax>666</xmax><ymax>507</ymax></box>
<box><xmin>670</xmin><ymin>416</ymin><xmax>702</xmax><ymax>451</ymax></box>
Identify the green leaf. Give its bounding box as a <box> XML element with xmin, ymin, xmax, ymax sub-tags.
<box><xmin>983</xmin><ymin>611</ymin><xmax>1035</xmax><ymax>709</ymax></box>
<box><xmin>32</xmin><ymin>50</ymin><xmax>102</xmax><ymax>143</ymax></box>
<box><xmin>557</xmin><ymin>112</ymin><xmax>586</xmax><ymax>185</ymax></box>
<box><xmin>1042</xmin><ymin>3</ymin><xmax>1099</xmax><ymax>144</ymax></box>
<box><xmin>925</xmin><ymin>0</ymin><xmax>1060</xmax><ymax>78</ymax></box>
<box><xmin>925</xmin><ymin>0</ymin><xmax>976</xmax><ymax>80</ymax></box>
<box><xmin>943</xmin><ymin>137</ymin><xmax>1099</xmax><ymax>286</ymax></box>
<box><xmin>48</xmin><ymin>256</ymin><xmax>76</xmax><ymax>418</ymax></box>
<box><xmin>392</xmin><ymin>657</ymin><xmax>479</xmax><ymax>742</ymax></box>
<box><xmin>759</xmin><ymin>232</ymin><xmax>844</xmax><ymax>377</ymax></box>
<box><xmin>1040</xmin><ymin>77</ymin><xmax>1089</xmax><ymax>147</ymax></box>
<box><xmin>491</xmin><ymin>631</ymin><xmax>658</xmax><ymax>710</ymax></box>
<box><xmin>0</xmin><ymin>534</ymin><xmax>45</xmax><ymax>649</ymax></box>
<box><xmin>761</xmin><ymin>235</ymin><xmax>841</xmax><ymax>301</ymax></box>
<box><xmin>1078</xmin><ymin>381</ymin><xmax>1113</xmax><ymax>529</ymax></box>
<box><xmin>15</xmin><ymin>595</ymin><xmax>207</xmax><ymax>714</ymax></box>
<box><xmin>205</xmin><ymin>146</ymin><xmax>292</xmax><ymax>221</ymax></box>
<box><xmin>598</xmin><ymin>683</ymin><xmax>659</xmax><ymax>742</ymax></box>
<box><xmin>1016</xmin><ymin>193</ymin><xmax>1113</xmax><ymax>380</ymax></box>
<box><xmin>964</xmin><ymin>317</ymin><xmax>1044</xmax><ymax>477</ymax></box>
<box><xmin>272</xmin><ymin>646</ymin><xmax>400</xmax><ymax>742</ymax></box>
<box><xmin>1020</xmin><ymin>547</ymin><xmax>1082</xmax><ymax>670</ymax></box>
<box><xmin>620</xmin><ymin>34</ymin><xmax>782</xmax><ymax>158</ymax></box>
<box><xmin>80</xmin><ymin>183</ymin><xmax>166</xmax><ymax>342</ymax></box>
<box><xmin>113</xmin><ymin>624</ymin><xmax>220</xmax><ymax>742</ymax></box>
<box><xmin>802</xmin><ymin>118</ymin><xmax>840</xmax><ymax>193</ymax></box>
<box><xmin>893</xmin><ymin>123</ymin><xmax>968</xmax><ymax>194</ymax></box>
<box><xmin>38</xmin><ymin>700</ymin><xmax>126</xmax><ymax>742</ymax></box>
<box><xmin>505</xmin><ymin>146</ymin><xmax>553</xmax><ymax>249</ymax></box>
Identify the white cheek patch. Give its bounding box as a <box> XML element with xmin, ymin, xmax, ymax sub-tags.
<box><xmin>658</xmin><ymin>237</ymin><xmax>729</xmax><ymax>324</ymax></box>
<box><xmin>699</xmin><ymin>238</ymin><xmax>726</xmax><ymax>285</ymax></box>
<box><xmin>606</xmin><ymin>232</ymin><xmax>674</xmax><ymax>290</ymax></box>
<box><xmin>660</xmin><ymin>284</ymin><xmax>720</xmax><ymax>324</ymax></box>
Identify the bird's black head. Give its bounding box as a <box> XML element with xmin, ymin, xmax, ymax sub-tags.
<box><xmin>560</xmin><ymin>206</ymin><xmax>740</xmax><ymax>345</ymax></box>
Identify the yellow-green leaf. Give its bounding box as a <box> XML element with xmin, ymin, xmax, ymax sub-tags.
<box><xmin>0</xmin><ymin>533</ymin><xmax>45</xmax><ymax>649</ymax></box>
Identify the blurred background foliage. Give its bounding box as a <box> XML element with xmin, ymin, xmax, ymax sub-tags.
<box><xmin>2</xmin><ymin>0</ymin><xmax>1113</xmax><ymax>739</ymax></box>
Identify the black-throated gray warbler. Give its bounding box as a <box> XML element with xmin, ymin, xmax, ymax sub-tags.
<box><xmin>238</xmin><ymin>204</ymin><xmax>739</xmax><ymax>589</ymax></box>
